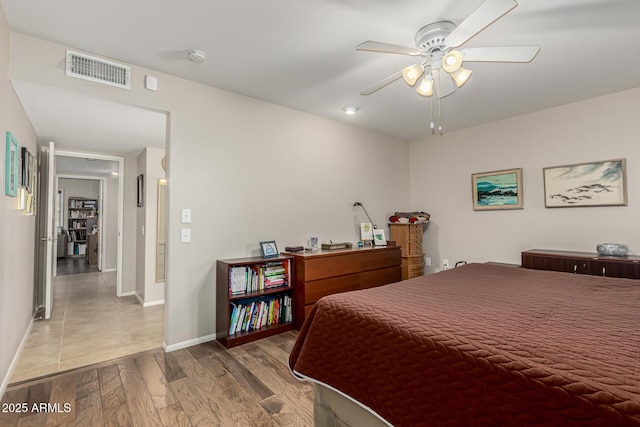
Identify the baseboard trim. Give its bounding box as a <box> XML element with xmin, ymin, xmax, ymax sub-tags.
<box><xmin>101</xmin><ymin>268</ymin><xmax>116</xmax><ymax>272</ymax></box>
<box><xmin>118</xmin><ymin>291</ymin><xmax>135</xmax><ymax>297</ymax></box>
<box><xmin>163</xmin><ymin>334</ymin><xmax>216</xmax><ymax>353</ymax></box>
<box><xmin>134</xmin><ymin>293</ymin><xmax>144</xmax><ymax>306</ymax></box>
<box><xmin>1</xmin><ymin>319</ymin><xmax>33</xmax><ymax>399</ymax></box>
<box><xmin>143</xmin><ymin>299</ymin><xmax>164</xmax><ymax>308</ymax></box>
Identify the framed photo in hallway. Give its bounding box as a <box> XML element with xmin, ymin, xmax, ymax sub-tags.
<box><xmin>137</xmin><ymin>174</ymin><xmax>144</xmax><ymax>207</ymax></box>
<box><xmin>5</xmin><ymin>131</ymin><xmax>18</xmax><ymax>197</ymax></box>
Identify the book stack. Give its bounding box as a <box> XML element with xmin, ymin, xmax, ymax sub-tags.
<box><xmin>228</xmin><ymin>260</ymin><xmax>289</xmax><ymax>295</ymax></box>
<box><xmin>228</xmin><ymin>295</ymin><xmax>293</xmax><ymax>335</ymax></box>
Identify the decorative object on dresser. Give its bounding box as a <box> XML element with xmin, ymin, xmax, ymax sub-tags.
<box><xmin>543</xmin><ymin>159</ymin><xmax>627</xmax><ymax>208</ymax></box>
<box><xmin>321</xmin><ymin>241</ymin><xmax>353</xmax><ymax>250</ymax></box>
<box><xmin>389</xmin><ymin>222</ymin><xmax>427</xmax><ymax>280</ymax></box>
<box><xmin>471</xmin><ymin>168</ymin><xmax>523</xmax><ymax>211</ymax></box>
<box><xmin>216</xmin><ymin>255</ymin><xmax>294</xmax><ymax>348</ymax></box>
<box><xmin>388</xmin><ymin>211</ymin><xmax>430</xmax><ymax>224</ymax></box>
<box><xmin>373</xmin><ymin>229</ymin><xmax>387</xmax><ymax>246</ymax></box>
<box><xmin>521</xmin><ymin>249</ymin><xmax>640</xmax><ymax>279</ymax></box>
<box><xmin>289</xmin><ymin>246</ymin><xmax>401</xmax><ymax>329</ymax></box>
<box><xmin>353</xmin><ymin>201</ymin><xmax>377</xmax><ymax>228</ymax></box>
<box><xmin>596</xmin><ymin>243</ymin><xmax>629</xmax><ymax>257</ymax></box>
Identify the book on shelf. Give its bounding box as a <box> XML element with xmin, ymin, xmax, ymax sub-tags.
<box><xmin>228</xmin><ymin>294</ymin><xmax>292</xmax><ymax>336</ymax></box>
<box><xmin>228</xmin><ymin>259</ymin><xmax>290</xmax><ymax>296</ymax></box>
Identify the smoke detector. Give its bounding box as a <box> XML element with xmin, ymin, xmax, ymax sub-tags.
<box><xmin>187</xmin><ymin>49</ymin><xmax>207</xmax><ymax>63</ymax></box>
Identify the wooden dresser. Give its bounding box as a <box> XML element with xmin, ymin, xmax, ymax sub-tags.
<box><xmin>389</xmin><ymin>223</ymin><xmax>425</xmax><ymax>279</ymax></box>
<box><xmin>289</xmin><ymin>246</ymin><xmax>402</xmax><ymax>328</ymax></box>
<box><xmin>521</xmin><ymin>249</ymin><xmax>640</xmax><ymax>279</ymax></box>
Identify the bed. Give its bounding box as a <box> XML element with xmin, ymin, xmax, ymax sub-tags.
<box><xmin>289</xmin><ymin>263</ymin><xmax>640</xmax><ymax>426</ymax></box>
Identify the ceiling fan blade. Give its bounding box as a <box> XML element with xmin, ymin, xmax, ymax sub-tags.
<box><xmin>360</xmin><ymin>69</ymin><xmax>404</xmax><ymax>96</ymax></box>
<box><xmin>445</xmin><ymin>0</ymin><xmax>518</xmax><ymax>48</ymax></box>
<box><xmin>461</xmin><ymin>46</ymin><xmax>540</xmax><ymax>62</ymax></box>
<box><xmin>431</xmin><ymin>69</ymin><xmax>456</xmax><ymax>99</ymax></box>
<box><xmin>356</xmin><ymin>41</ymin><xmax>422</xmax><ymax>56</ymax></box>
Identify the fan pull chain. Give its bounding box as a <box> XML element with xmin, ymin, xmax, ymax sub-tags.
<box><xmin>430</xmin><ymin>95</ymin><xmax>435</xmax><ymax>134</ymax></box>
<box><xmin>438</xmin><ymin>95</ymin><xmax>443</xmax><ymax>135</ymax></box>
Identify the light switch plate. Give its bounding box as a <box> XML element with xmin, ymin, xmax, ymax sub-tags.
<box><xmin>181</xmin><ymin>209</ymin><xmax>192</xmax><ymax>223</ymax></box>
<box><xmin>181</xmin><ymin>228</ymin><xmax>191</xmax><ymax>243</ymax></box>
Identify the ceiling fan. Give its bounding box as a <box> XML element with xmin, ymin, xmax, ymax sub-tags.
<box><xmin>357</xmin><ymin>0</ymin><xmax>540</xmax><ymax>100</ymax></box>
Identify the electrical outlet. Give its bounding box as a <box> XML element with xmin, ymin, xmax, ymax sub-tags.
<box><xmin>443</xmin><ymin>259</ymin><xmax>449</xmax><ymax>270</ymax></box>
<box><xmin>425</xmin><ymin>257</ymin><xmax>432</xmax><ymax>267</ymax></box>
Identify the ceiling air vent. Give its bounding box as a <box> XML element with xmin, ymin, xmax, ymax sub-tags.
<box><xmin>65</xmin><ymin>50</ymin><xmax>131</xmax><ymax>89</ymax></box>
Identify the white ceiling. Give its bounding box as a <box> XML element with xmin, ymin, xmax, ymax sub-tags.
<box><xmin>2</xmin><ymin>0</ymin><xmax>640</xmax><ymax>149</ymax></box>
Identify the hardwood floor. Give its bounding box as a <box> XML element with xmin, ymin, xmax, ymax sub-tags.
<box><xmin>1</xmin><ymin>332</ymin><xmax>313</xmax><ymax>426</ymax></box>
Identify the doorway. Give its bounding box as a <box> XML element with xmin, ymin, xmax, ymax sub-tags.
<box><xmin>54</xmin><ymin>152</ymin><xmax>125</xmax><ymax>295</ymax></box>
<box><xmin>56</xmin><ymin>176</ymin><xmax>103</xmax><ymax>276</ymax></box>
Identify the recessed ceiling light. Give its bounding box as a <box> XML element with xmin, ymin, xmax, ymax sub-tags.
<box><xmin>342</xmin><ymin>105</ymin><xmax>360</xmax><ymax>115</ymax></box>
<box><xmin>187</xmin><ymin>49</ymin><xmax>207</xmax><ymax>63</ymax></box>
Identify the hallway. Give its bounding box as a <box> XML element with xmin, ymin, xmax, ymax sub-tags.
<box><xmin>10</xmin><ymin>271</ymin><xmax>164</xmax><ymax>384</ymax></box>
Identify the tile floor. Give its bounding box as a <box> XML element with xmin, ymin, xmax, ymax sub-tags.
<box><xmin>10</xmin><ymin>271</ymin><xmax>164</xmax><ymax>383</ymax></box>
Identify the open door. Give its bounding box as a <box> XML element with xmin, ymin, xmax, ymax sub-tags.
<box><xmin>35</xmin><ymin>141</ymin><xmax>56</xmax><ymax>319</ymax></box>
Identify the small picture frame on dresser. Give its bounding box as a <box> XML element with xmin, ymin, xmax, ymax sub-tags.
<box><xmin>373</xmin><ymin>229</ymin><xmax>387</xmax><ymax>246</ymax></box>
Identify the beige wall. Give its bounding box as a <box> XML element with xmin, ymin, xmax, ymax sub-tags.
<box><xmin>8</xmin><ymin>33</ymin><xmax>410</xmax><ymax>350</ymax></box>
<box><xmin>135</xmin><ymin>147</ymin><xmax>166</xmax><ymax>305</ymax></box>
<box><xmin>122</xmin><ymin>156</ymin><xmax>138</xmax><ymax>294</ymax></box>
<box><xmin>410</xmin><ymin>87</ymin><xmax>640</xmax><ymax>272</ymax></box>
<box><xmin>0</xmin><ymin>9</ymin><xmax>38</xmax><ymax>394</ymax></box>
<box><xmin>104</xmin><ymin>173</ymin><xmax>118</xmax><ymax>270</ymax></box>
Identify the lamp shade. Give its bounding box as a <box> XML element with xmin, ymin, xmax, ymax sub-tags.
<box><xmin>402</xmin><ymin>64</ymin><xmax>424</xmax><ymax>86</ymax></box>
<box><xmin>451</xmin><ymin>67</ymin><xmax>472</xmax><ymax>87</ymax></box>
<box><xmin>416</xmin><ymin>75</ymin><xmax>434</xmax><ymax>97</ymax></box>
<box><xmin>442</xmin><ymin>50</ymin><xmax>463</xmax><ymax>73</ymax></box>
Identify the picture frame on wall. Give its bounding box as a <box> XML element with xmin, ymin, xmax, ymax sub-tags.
<box><xmin>543</xmin><ymin>159</ymin><xmax>627</xmax><ymax>208</ymax></box>
<box><xmin>471</xmin><ymin>168</ymin><xmax>523</xmax><ymax>211</ymax></box>
<box><xmin>5</xmin><ymin>131</ymin><xmax>18</xmax><ymax>197</ymax></box>
<box><xmin>260</xmin><ymin>240</ymin><xmax>279</xmax><ymax>258</ymax></box>
<box><xmin>137</xmin><ymin>174</ymin><xmax>144</xmax><ymax>207</ymax></box>
<box><xmin>20</xmin><ymin>147</ymin><xmax>31</xmax><ymax>190</ymax></box>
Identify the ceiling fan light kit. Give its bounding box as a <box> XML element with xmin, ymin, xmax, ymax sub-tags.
<box><xmin>451</xmin><ymin>67</ymin><xmax>472</xmax><ymax>88</ymax></box>
<box><xmin>402</xmin><ymin>64</ymin><xmax>424</xmax><ymax>86</ymax></box>
<box><xmin>416</xmin><ymin>76</ymin><xmax>434</xmax><ymax>97</ymax></box>
<box><xmin>355</xmin><ymin>0</ymin><xmax>540</xmax><ymax>136</ymax></box>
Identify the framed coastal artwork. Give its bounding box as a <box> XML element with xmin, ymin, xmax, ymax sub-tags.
<box><xmin>543</xmin><ymin>159</ymin><xmax>627</xmax><ymax>208</ymax></box>
<box><xmin>5</xmin><ymin>131</ymin><xmax>18</xmax><ymax>197</ymax></box>
<box><xmin>471</xmin><ymin>168</ymin><xmax>523</xmax><ymax>211</ymax></box>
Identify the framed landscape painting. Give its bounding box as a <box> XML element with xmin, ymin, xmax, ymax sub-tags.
<box><xmin>472</xmin><ymin>168</ymin><xmax>523</xmax><ymax>211</ymax></box>
<box><xmin>543</xmin><ymin>159</ymin><xmax>627</xmax><ymax>208</ymax></box>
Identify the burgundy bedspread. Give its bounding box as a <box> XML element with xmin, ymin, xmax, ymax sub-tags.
<box><xmin>289</xmin><ymin>263</ymin><xmax>640</xmax><ymax>426</ymax></box>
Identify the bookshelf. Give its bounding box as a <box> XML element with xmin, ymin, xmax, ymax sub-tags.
<box><xmin>67</xmin><ymin>197</ymin><xmax>98</xmax><ymax>258</ymax></box>
<box><xmin>216</xmin><ymin>255</ymin><xmax>295</xmax><ymax>348</ymax></box>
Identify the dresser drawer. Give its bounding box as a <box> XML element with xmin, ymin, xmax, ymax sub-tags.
<box><xmin>361</xmin><ymin>266</ymin><xmax>402</xmax><ymax>289</ymax></box>
<box><xmin>361</xmin><ymin>248</ymin><xmax>402</xmax><ymax>271</ymax></box>
<box><xmin>302</xmin><ymin>253</ymin><xmax>360</xmax><ymax>281</ymax></box>
<box><xmin>404</xmin><ymin>239</ymin><xmax>423</xmax><ymax>256</ymax></box>
<box><xmin>407</xmin><ymin>266</ymin><xmax>424</xmax><ymax>278</ymax></box>
<box><xmin>305</xmin><ymin>274</ymin><xmax>360</xmax><ymax>304</ymax></box>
